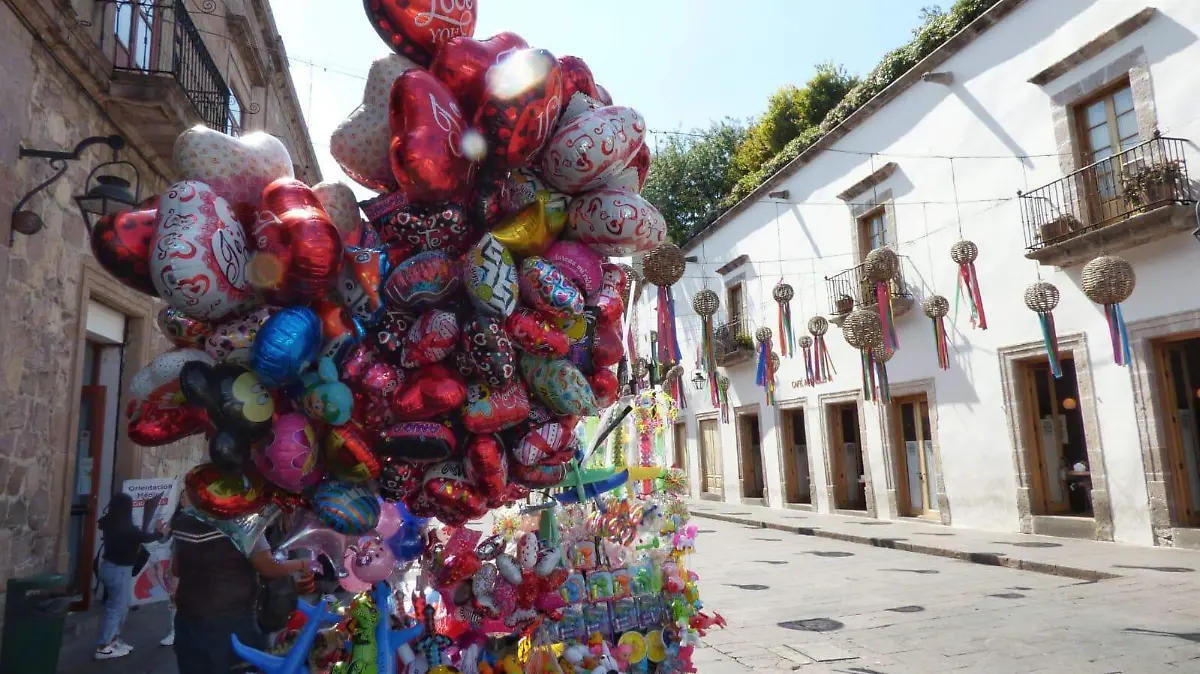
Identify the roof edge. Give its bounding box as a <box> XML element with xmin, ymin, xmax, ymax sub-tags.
<box><xmin>681</xmin><ymin>0</ymin><xmax>1029</xmax><ymax>254</ymax></box>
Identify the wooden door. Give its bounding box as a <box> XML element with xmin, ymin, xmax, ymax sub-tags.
<box><xmin>672</xmin><ymin>422</ymin><xmax>687</xmax><ymax>473</ymax></box>
<box><xmin>1157</xmin><ymin>344</ymin><xmax>1200</xmax><ymax>526</ymax></box>
<box><xmin>1022</xmin><ymin>362</ymin><xmax>1070</xmax><ymax>514</ymax></box>
<box><xmin>69</xmin><ymin>385</ymin><xmax>107</xmax><ymax>611</ymax></box>
<box><xmin>893</xmin><ymin>396</ymin><xmax>938</xmax><ymax>516</ymax></box>
<box><xmin>829</xmin><ymin>404</ymin><xmax>857</xmax><ymax>508</ymax></box>
<box><xmin>738</xmin><ymin>414</ymin><xmax>764</xmax><ymax>498</ymax></box>
<box><xmin>698</xmin><ymin>419</ymin><xmax>722</xmax><ymax>496</ymax></box>
<box><xmin>781</xmin><ymin>409</ymin><xmax>809</xmax><ymax>503</ymax></box>
<box><xmin>1077</xmin><ymin>84</ymin><xmax>1141</xmax><ymax>225</ymax></box>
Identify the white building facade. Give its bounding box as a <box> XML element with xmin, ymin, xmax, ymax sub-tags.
<box><xmin>641</xmin><ymin>0</ymin><xmax>1200</xmax><ymax>548</ymax></box>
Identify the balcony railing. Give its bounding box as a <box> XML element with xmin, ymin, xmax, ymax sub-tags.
<box><xmin>712</xmin><ymin>315</ymin><xmax>757</xmax><ymax>366</ymax></box>
<box><xmin>102</xmin><ymin>0</ymin><xmax>232</xmax><ymax>131</ymax></box>
<box><xmin>825</xmin><ymin>256</ymin><xmax>912</xmax><ymax>316</ymax></box>
<box><xmin>1019</xmin><ymin>134</ymin><xmax>1194</xmax><ymax>252</ymax></box>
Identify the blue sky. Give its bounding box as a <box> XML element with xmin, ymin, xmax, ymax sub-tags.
<box><xmin>271</xmin><ymin>0</ymin><xmax>934</xmax><ymax>191</ymax></box>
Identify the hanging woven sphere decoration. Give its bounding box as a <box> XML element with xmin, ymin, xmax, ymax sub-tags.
<box><xmin>798</xmin><ymin>335</ymin><xmax>814</xmax><ymax>349</ymax></box>
<box><xmin>922</xmin><ymin>294</ymin><xmax>949</xmax><ymax>320</ymax></box>
<box><xmin>618</xmin><ymin>262</ymin><xmax>636</xmax><ymax>305</ymax></box>
<box><xmin>807</xmin><ymin>316</ymin><xmax>829</xmax><ymax>337</ymax></box>
<box><xmin>950</xmin><ymin>240</ymin><xmax>979</xmax><ymax>265</ymax></box>
<box><xmin>1024</xmin><ymin>281</ymin><xmax>1060</xmax><ymax>314</ymax></box>
<box><xmin>642</xmin><ymin>242</ymin><xmax>686</xmax><ymax>287</ymax></box>
<box><xmin>1081</xmin><ymin>255</ymin><xmax>1136</xmax><ymax>306</ymax></box>
<box><xmin>773</xmin><ymin>283</ymin><xmax>794</xmax><ymax>304</ymax></box>
<box><xmin>841</xmin><ymin>308</ymin><xmax>881</xmax><ymax>350</ymax></box>
<box><xmin>717</xmin><ymin>375</ymin><xmax>731</xmax><ymax>392</ymax></box>
<box><xmin>664</xmin><ymin>364</ymin><xmax>685</xmax><ymax>383</ymax></box>
<box><xmin>864</xmin><ymin>247</ymin><xmax>900</xmax><ymax>284</ymax></box>
<box><xmin>871</xmin><ymin>344</ymin><xmax>895</xmax><ymax>364</ymax></box>
<box><xmin>755</xmin><ymin>326</ymin><xmax>773</xmax><ymax>345</ymax></box>
<box><xmin>770</xmin><ymin>351</ymin><xmax>781</xmax><ymax>371</ymax></box>
<box><xmin>633</xmin><ymin>357</ymin><xmax>649</xmax><ymax>379</ymax></box>
<box><xmin>692</xmin><ymin>288</ymin><xmax>720</xmax><ymax>317</ymax></box>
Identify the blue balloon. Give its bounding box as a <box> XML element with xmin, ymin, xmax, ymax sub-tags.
<box><xmin>250</xmin><ymin>307</ymin><xmax>322</xmax><ymax>388</ymax></box>
<box><xmin>385</xmin><ymin>500</ymin><xmax>427</xmax><ymax>562</ymax></box>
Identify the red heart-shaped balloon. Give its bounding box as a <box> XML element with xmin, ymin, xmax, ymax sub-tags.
<box><xmin>364</xmin><ymin>0</ymin><xmax>478</xmax><ymax>66</ymax></box>
<box><xmin>90</xmin><ymin>196</ymin><xmax>160</xmax><ymax>296</ymax></box>
<box><xmin>390</xmin><ymin>70</ymin><xmax>476</xmax><ymax>205</ymax></box>
<box><xmin>504</xmin><ymin>308</ymin><xmax>570</xmax><ymax>358</ymax></box>
<box><xmin>125</xmin><ymin>398</ymin><xmax>210</xmax><ymax>446</ymax></box>
<box><xmin>591</xmin><ymin>323</ymin><xmax>624</xmax><ymax>368</ymax></box>
<box><xmin>465</xmin><ymin>434</ymin><xmax>508</xmax><ymax>503</ymax></box>
<box><xmin>255</xmin><ymin>179</ymin><xmax>344</xmax><ymax>304</ymax></box>
<box><xmin>431</xmin><ymin>32</ymin><xmax>529</xmax><ymax>117</ymax></box>
<box><xmin>392</xmin><ymin>363</ymin><xmax>466</xmax><ymax>420</ymax></box>
<box><xmin>474</xmin><ymin>49</ymin><xmax>564</xmax><ymax>171</ymax></box>
<box><xmin>588</xmin><ymin>368</ymin><xmax>619</xmax><ymax>409</ymax></box>
<box><xmin>558</xmin><ymin>56</ymin><xmax>599</xmax><ymax>104</ymax></box>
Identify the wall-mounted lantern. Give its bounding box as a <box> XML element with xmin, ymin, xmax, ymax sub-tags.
<box><xmin>10</xmin><ymin>135</ymin><xmax>140</xmax><ymax>245</ymax></box>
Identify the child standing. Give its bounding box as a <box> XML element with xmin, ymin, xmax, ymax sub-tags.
<box><xmin>94</xmin><ymin>493</ymin><xmax>164</xmax><ymax>660</ymax></box>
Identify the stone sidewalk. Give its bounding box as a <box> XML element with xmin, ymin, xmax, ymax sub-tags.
<box><xmin>686</xmin><ymin>499</ymin><xmax>1200</xmax><ymax>581</ymax></box>
<box><xmin>57</xmin><ymin>601</ymin><xmax>176</xmax><ymax>674</ymax></box>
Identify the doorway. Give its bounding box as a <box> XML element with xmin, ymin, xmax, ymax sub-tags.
<box><xmin>1155</xmin><ymin>338</ymin><xmax>1200</xmax><ymax>527</ymax></box>
<box><xmin>780</xmin><ymin>408</ymin><xmax>810</xmax><ymax>504</ymax></box>
<box><xmin>672</xmin><ymin>422</ymin><xmax>687</xmax><ymax>473</ymax></box>
<box><xmin>1019</xmin><ymin>357</ymin><xmax>1092</xmax><ymax>517</ymax></box>
<box><xmin>737</xmin><ymin>412</ymin><xmax>765</xmax><ymax>500</ymax></box>
<box><xmin>67</xmin><ymin>344</ymin><xmax>110</xmax><ymax>611</ymax></box>
<box><xmin>828</xmin><ymin>402</ymin><xmax>866</xmax><ymax>510</ymax></box>
<box><xmin>698</xmin><ymin>418</ymin><xmax>723</xmax><ymax>497</ymax></box>
<box><xmin>891</xmin><ymin>395</ymin><xmax>939</xmax><ymax>517</ymax></box>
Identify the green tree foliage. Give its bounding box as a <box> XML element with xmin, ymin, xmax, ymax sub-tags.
<box><xmin>720</xmin><ymin>0</ymin><xmax>1000</xmax><ymax>211</ymax></box>
<box><xmin>642</xmin><ymin>119</ymin><xmax>746</xmax><ymax>244</ymax></box>
<box><xmin>729</xmin><ymin>63</ymin><xmax>858</xmax><ymax>184</ymax></box>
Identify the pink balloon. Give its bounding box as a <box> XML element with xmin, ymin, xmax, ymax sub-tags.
<box><xmin>375</xmin><ymin>499</ymin><xmax>402</xmax><ymax>539</ymax></box>
<box><xmin>339</xmin><ymin>553</ymin><xmax>373</xmax><ymax>593</ymax></box>
<box><xmin>349</xmin><ymin>536</ymin><xmax>396</xmax><ymax>583</ymax></box>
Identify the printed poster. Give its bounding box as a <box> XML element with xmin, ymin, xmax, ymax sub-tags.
<box><xmin>122</xmin><ymin>477</ymin><xmax>179</xmax><ymax>606</ymax></box>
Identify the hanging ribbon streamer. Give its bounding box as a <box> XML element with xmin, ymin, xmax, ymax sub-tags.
<box><xmin>718</xmin><ymin>379</ymin><xmax>730</xmax><ymax>424</ymax></box>
<box><xmin>774</xmin><ymin>281</ymin><xmax>796</xmax><ymax>358</ymax></box>
<box><xmin>952</xmin><ymin>241</ymin><xmax>988</xmax><ymax>330</ymax></box>
<box><xmin>815</xmin><ymin>334</ymin><xmax>834</xmax><ymax>383</ymax></box>
<box><xmin>875</xmin><ymin>281</ymin><xmax>899</xmax><ymax>350</ymax></box>
<box><xmin>1039</xmin><ymin>311</ymin><xmax>1062</xmax><ymax>378</ymax></box>
<box><xmin>1105</xmin><ymin>303</ymin><xmax>1133</xmax><ymax>366</ymax></box>
<box><xmin>755</xmin><ymin>340</ymin><xmax>776</xmax><ymax>406</ymax></box>
<box><xmin>932</xmin><ymin>315</ymin><xmax>950</xmax><ymax>371</ymax></box>
<box><xmin>656</xmin><ymin>286</ymin><xmax>682</xmax><ymax>364</ymax></box>
<box><xmin>922</xmin><ymin>296</ymin><xmax>950</xmax><ymax>372</ymax></box>
<box><xmin>859</xmin><ymin>350</ymin><xmax>873</xmax><ymax>402</ymax></box>
<box><xmin>799</xmin><ymin>336</ymin><xmax>816</xmax><ymax>387</ymax></box>
<box><xmin>1081</xmin><ymin>256</ymin><xmax>1135</xmax><ymax>367</ymax></box>
<box><xmin>874</xmin><ymin>351</ymin><xmax>891</xmax><ymax>403</ymax></box>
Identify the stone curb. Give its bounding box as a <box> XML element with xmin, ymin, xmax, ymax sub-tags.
<box><xmin>690</xmin><ymin>509</ymin><xmax>1120</xmax><ymax>582</ymax></box>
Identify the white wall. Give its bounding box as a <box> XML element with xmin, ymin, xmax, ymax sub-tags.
<box><xmin>642</xmin><ymin>0</ymin><xmax>1200</xmax><ymax>545</ymax></box>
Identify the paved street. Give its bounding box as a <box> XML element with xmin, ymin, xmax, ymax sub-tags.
<box><xmin>689</xmin><ymin>516</ymin><xmax>1200</xmax><ymax>673</ymax></box>
<box><xmin>56</xmin><ymin>506</ymin><xmax>1200</xmax><ymax>674</ymax></box>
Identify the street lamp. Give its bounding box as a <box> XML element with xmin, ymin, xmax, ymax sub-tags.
<box><xmin>10</xmin><ymin>135</ymin><xmax>140</xmax><ymax>245</ymax></box>
<box><xmin>691</xmin><ymin>371</ymin><xmax>706</xmax><ymax>390</ymax></box>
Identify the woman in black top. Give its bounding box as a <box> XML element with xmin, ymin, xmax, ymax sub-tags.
<box><xmin>93</xmin><ymin>493</ymin><xmax>163</xmax><ymax>660</ymax></box>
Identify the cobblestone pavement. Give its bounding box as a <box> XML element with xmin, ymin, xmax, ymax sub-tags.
<box><xmin>689</xmin><ymin>517</ymin><xmax>1200</xmax><ymax>673</ymax></box>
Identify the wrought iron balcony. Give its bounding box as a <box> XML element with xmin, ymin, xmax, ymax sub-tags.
<box><xmin>100</xmin><ymin>1</ymin><xmax>233</xmax><ymax>158</ymax></box>
<box><xmin>825</xmin><ymin>256</ymin><xmax>913</xmax><ymax>318</ymax></box>
<box><xmin>1020</xmin><ymin>134</ymin><xmax>1196</xmax><ymax>266</ymax></box>
<box><xmin>712</xmin><ymin>315</ymin><xmax>757</xmax><ymax>367</ymax></box>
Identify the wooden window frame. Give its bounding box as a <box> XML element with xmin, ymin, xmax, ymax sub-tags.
<box><xmin>856</xmin><ymin>205</ymin><xmax>890</xmax><ymax>262</ymax></box>
<box><xmin>1072</xmin><ymin>78</ymin><xmax>1137</xmax><ymax>164</ymax></box>
<box><xmin>725</xmin><ymin>281</ymin><xmax>745</xmax><ymax>328</ymax></box>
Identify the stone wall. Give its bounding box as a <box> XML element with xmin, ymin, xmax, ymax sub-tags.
<box><xmin>0</xmin><ymin>7</ymin><xmax>209</xmax><ymax>622</ymax></box>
